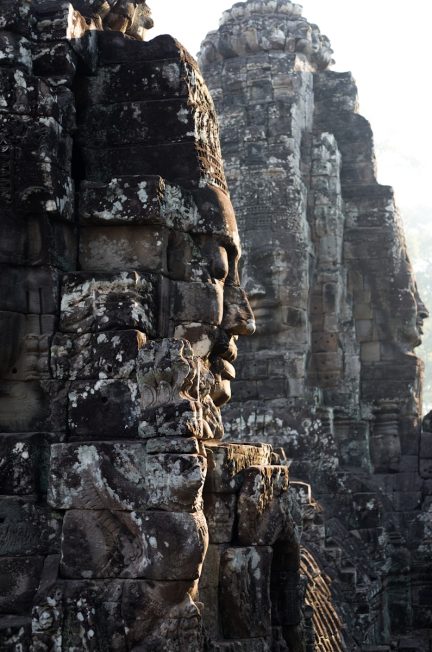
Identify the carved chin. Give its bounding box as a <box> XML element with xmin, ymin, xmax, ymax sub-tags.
<box><xmin>210</xmin><ymin>375</ymin><xmax>232</xmax><ymax>407</ymax></box>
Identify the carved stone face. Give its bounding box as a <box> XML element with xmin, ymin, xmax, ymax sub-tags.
<box><xmin>168</xmin><ymin>186</ymin><xmax>256</xmax><ymax>407</ymax></box>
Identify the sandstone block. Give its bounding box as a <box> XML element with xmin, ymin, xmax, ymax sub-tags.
<box><xmin>79</xmin><ymin>225</ymin><xmax>167</xmax><ymax>273</ymax></box>
<box><xmin>79</xmin><ymin>175</ymin><xmax>166</xmax><ymax>226</ymax></box>
<box><xmin>204</xmin><ymin>493</ymin><xmax>237</xmax><ymax>543</ymax></box>
<box><xmin>48</xmin><ymin>442</ymin><xmax>206</xmax><ymax>512</ymax></box>
<box><xmin>122</xmin><ymin>578</ymin><xmax>203</xmax><ymax>650</ymax></box>
<box><xmin>60</xmin><ymin>271</ymin><xmax>157</xmax><ymax>335</ymax></box>
<box><xmin>0</xmin><ymin>32</ymin><xmax>31</xmax><ymax>72</ymax></box>
<box><xmin>237</xmin><ymin>465</ymin><xmax>292</xmax><ymax>546</ymax></box>
<box><xmin>79</xmin><ymin>59</ymin><xmax>188</xmax><ymax>106</ymax></box>
<box><xmin>0</xmin><ymin>497</ymin><xmax>61</xmax><ymax>557</ymax></box>
<box><xmin>0</xmin><ymin>434</ymin><xmax>40</xmax><ymax>496</ymax></box>
<box><xmin>136</xmin><ymin>337</ymin><xmax>200</xmax><ymax>428</ymax></box>
<box><xmin>360</xmin><ymin>342</ymin><xmax>381</xmax><ymax>363</ymax></box>
<box><xmin>204</xmin><ymin>443</ymin><xmax>273</xmax><ymax>493</ymax></box>
<box><xmin>32</xmin><ymin>41</ymin><xmax>77</xmax><ymax>82</ymax></box>
<box><xmin>67</xmin><ymin>379</ymin><xmax>140</xmax><ymax>438</ymax></box>
<box><xmin>0</xmin><ymin>616</ymin><xmax>30</xmax><ymax>651</ymax></box>
<box><xmin>78</xmin><ymin>98</ymin><xmax>195</xmax><ymax>147</ymax></box>
<box><xmin>60</xmin><ymin>509</ymin><xmax>208</xmax><ymax>581</ymax></box>
<box><xmin>0</xmin><ymin>312</ymin><xmax>54</xmax><ymax>381</ymax></box>
<box><xmin>0</xmin><ymin>556</ymin><xmax>44</xmax><ymax>614</ymax></box>
<box><xmin>0</xmin><ymin>381</ymin><xmax>67</xmax><ymax>433</ymax></box>
<box><xmin>51</xmin><ymin>330</ymin><xmax>146</xmax><ymax>380</ymax></box>
<box><xmin>198</xmin><ymin>543</ymin><xmax>224</xmax><ymax>639</ymax></box>
<box><xmin>0</xmin><ymin>265</ymin><xmax>60</xmax><ymax>314</ymax></box>
<box><xmin>171</xmin><ymin>280</ymin><xmax>224</xmax><ymax>325</ymax></box>
<box><xmin>145</xmin><ymin>437</ymin><xmax>201</xmax><ymax>455</ymax></box>
<box><xmin>0</xmin><ymin>212</ymin><xmax>76</xmax><ymax>269</ymax></box>
<box><xmin>81</xmin><ymin>141</ymin><xmax>204</xmax><ymax>186</ymax></box>
<box><xmin>219</xmin><ymin>546</ymin><xmax>272</xmax><ymax>639</ymax></box>
<box><xmin>420</xmin><ymin>432</ymin><xmax>432</xmax><ymax>459</ymax></box>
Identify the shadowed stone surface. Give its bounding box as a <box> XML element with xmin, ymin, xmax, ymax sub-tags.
<box><xmin>0</xmin><ymin>2</ymin><xmax>307</xmax><ymax>650</ymax></box>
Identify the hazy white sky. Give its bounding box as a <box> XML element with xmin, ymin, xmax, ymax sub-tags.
<box><xmin>151</xmin><ymin>0</ymin><xmax>432</xmax><ymax>232</ymax></box>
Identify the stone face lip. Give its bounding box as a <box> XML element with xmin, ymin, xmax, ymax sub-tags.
<box><xmin>47</xmin><ymin>442</ymin><xmax>206</xmax><ymax>513</ymax></box>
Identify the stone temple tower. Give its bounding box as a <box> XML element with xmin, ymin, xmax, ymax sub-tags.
<box><xmin>199</xmin><ymin>0</ymin><xmax>427</xmax><ymax>480</ymax></box>
<box><xmin>199</xmin><ymin>0</ymin><xmax>432</xmax><ymax>648</ymax></box>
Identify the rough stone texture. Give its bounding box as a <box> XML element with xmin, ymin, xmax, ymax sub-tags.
<box><xmin>200</xmin><ymin>1</ymin><xmax>432</xmax><ymax>649</ymax></box>
<box><xmin>0</xmin><ymin>2</ymin><xmax>308</xmax><ymax>650</ymax></box>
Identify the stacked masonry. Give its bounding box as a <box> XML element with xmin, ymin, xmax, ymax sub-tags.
<box><xmin>199</xmin><ymin>0</ymin><xmax>432</xmax><ymax>649</ymax></box>
<box><xmin>0</xmin><ymin>2</ymin><xmax>312</xmax><ymax>650</ymax></box>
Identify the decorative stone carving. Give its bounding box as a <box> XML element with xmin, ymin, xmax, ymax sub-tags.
<box><xmin>0</xmin><ymin>3</ymin><xmax>307</xmax><ymax>650</ymax></box>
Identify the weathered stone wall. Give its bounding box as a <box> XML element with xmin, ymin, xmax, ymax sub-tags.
<box><xmin>0</xmin><ymin>2</ymin><xmax>311</xmax><ymax>650</ymax></box>
<box><xmin>199</xmin><ymin>1</ymin><xmax>432</xmax><ymax>649</ymax></box>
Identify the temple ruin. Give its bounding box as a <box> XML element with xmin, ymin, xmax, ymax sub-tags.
<box><xmin>0</xmin><ymin>0</ymin><xmax>431</xmax><ymax>650</ymax></box>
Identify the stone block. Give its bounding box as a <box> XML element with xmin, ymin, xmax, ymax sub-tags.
<box><xmin>79</xmin><ymin>59</ymin><xmax>188</xmax><ymax>105</ymax></box>
<box><xmin>0</xmin><ymin>1</ymin><xmax>31</xmax><ymax>36</ymax></box>
<box><xmin>198</xmin><ymin>543</ymin><xmax>223</xmax><ymax>640</ymax></box>
<box><xmin>79</xmin><ymin>225</ymin><xmax>167</xmax><ymax>273</ymax></box>
<box><xmin>137</xmin><ymin>338</ymin><xmax>205</xmax><ymax>440</ymax></box>
<box><xmin>32</xmin><ymin>41</ymin><xmax>78</xmax><ymax>82</ymax></box>
<box><xmin>0</xmin><ymin>434</ymin><xmax>40</xmax><ymax>496</ymax></box>
<box><xmin>0</xmin><ymin>556</ymin><xmax>44</xmax><ymax>614</ymax></box>
<box><xmin>391</xmin><ymin>491</ymin><xmax>422</xmax><ymax>512</ymax></box>
<box><xmin>171</xmin><ymin>280</ymin><xmax>224</xmax><ymax>325</ymax></box>
<box><xmin>237</xmin><ymin>465</ymin><xmax>292</xmax><ymax>546</ymax></box>
<box><xmin>79</xmin><ymin>175</ymin><xmax>167</xmax><ymax>225</ymax></box>
<box><xmin>420</xmin><ymin>459</ymin><xmax>432</xmax><ymax>478</ymax></box>
<box><xmin>0</xmin><ymin>32</ymin><xmax>31</xmax><ymax>72</ymax></box>
<box><xmin>60</xmin><ymin>509</ymin><xmax>208</xmax><ymax>581</ymax></box>
<box><xmin>78</xmin><ymin>98</ymin><xmax>195</xmax><ymax>147</ymax></box>
<box><xmin>0</xmin><ymin>213</ymin><xmax>76</xmax><ymax>269</ymax></box>
<box><xmin>355</xmin><ymin>318</ymin><xmax>374</xmax><ymax>341</ymax></box>
<box><xmin>121</xmin><ymin>578</ymin><xmax>203</xmax><ymax>650</ymax></box>
<box><xmin>0</xmin><ymin>616</ymin><xmax>30</xmax><ymax>651</ymax></box>
<box><xmin>81</xmin><ymin>141</ymin><xmax>203</xmax><ymax>186</ymax></box>
<box><xmin>0</xmin><ymin>497</ymin><xmax>61</xmax><ymax>556</ymax></box>
<box><xmin>67</xmin><ymin>379</ymin><xmax>140</xmax><ymax>438</ymax></box>
<box><xmin>60</xmin><ymin>271</ymin><xmax>157</xmax><ymax>336</ymax></box>
<box><xmin>420</xmin><ymin>432</ymin><xmax>432</xmax><ymax>459</ymax></box>
<box><xmin>48</xmin><ymin>442</ymin><xmax>206</xmax><ymax>512</ymax></box>
<box><xmin>145</xmin><ymin>437</ymin><xmax>201</xmax><ymax>454</ymax></box>
<box><xmin>204</xmin><ymin>443</ymin><xmax>273</xmax><ymax>493</ymax></box>
<box><xmin>312</xmin><ymin>351</ymin><xmax>343</xmax><ymax>372</ymax></box>
<box><xmin>204</xmin><ymin>493</ymin><xmax>237</xmax><ymax>544</ymax></box>
<box><xmin>311</xmin><ymin>331</ymin><xmax>339</xmax><ymax>353</ymax></box>
<box><xmin>0</xmin><ymin>265</ymin><xmax>60</xmax><ymax>314</ymax></box>
<box><xmin>0</xmin><ymin>69</ymin><xmax>51</xmax><ymax>117</ymax></box>
<box><xmin>360</xmin><ymin>341</ymin><xmax>381</xmax><ymax>363</ymax></box>
<box><xmin>219</xmin><ymin>546</ymin><xmax>272</xmax><ymax>639</ymax></box>
<box><xmin>51</xmin><ymin>330</ymin><xmax>146</xmax><ymax>380</ymax></box>
<box><xmin>0</xmin><ymin>312</ymin><xmax>54</xmax><ymax>381</ymax></box>
<box><xmin>0</xmin><ymin>382</ymin><xmax>67</xmax><ymax>433</ymax></box>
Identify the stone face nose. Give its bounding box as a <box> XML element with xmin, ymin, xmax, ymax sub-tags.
<box><xmin>222</xmin><ymin>286</ymin><xmax>256</xmax><ymax>336</ymax></box>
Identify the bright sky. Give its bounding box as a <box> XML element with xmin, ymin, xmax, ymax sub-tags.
<box><xmin>151</xmin><ymin>0</ymin><xmax>432</xmax><ymax>232</ymax></box>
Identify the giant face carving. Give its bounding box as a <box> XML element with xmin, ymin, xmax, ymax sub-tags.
<box><xmin>166</xmin><ymin>185</ymin><xmax>256</xmax><ymax>407</ymax></box>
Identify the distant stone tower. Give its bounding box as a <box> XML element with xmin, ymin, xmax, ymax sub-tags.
<box><xmin>199</xmin><ymin>0</ymin><xmax>427</xmax><ymax>478</ymax></box>
<box><xmin>200</xmin><ymin>0</ymin><xmax>432</xmax><ymax>649</ymax></box>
